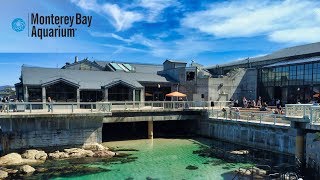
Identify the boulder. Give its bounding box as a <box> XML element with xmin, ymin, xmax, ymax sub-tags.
<box><xmin>22</xmin><ymin>149</ymin><xmax>47</xmax><ymax>161</ymax></box>
<box><xmin>0</xmin><ymin>153</ymin><xmax>23</xmax><ymax>165</ymax></box>
<box><xmin>82</xmin><ymin>143</ymin><xmax>108</xmax><ymax>151</ymax></box>
<box><xmin>64</xmin><ymin>148</ymin><xmax>94</xmax><ymax>158</ymax></box>
<box><xmin>20</xmin><ymin>165</ymin><xmax>35</xmax><ymax>174</ymax></box>
<box><xmin>230</xmin><ymin>150</ymin><xmax>249</xmax><ymax>155</ymax></box>
<box><xmin>48</xmin><ymin>151</ymin><xmax>69</xmax><ymax>160</ymax></box>
<box><xmin>93</xmin><ymin>150</ymin><xmax>116</xmax><ymax>158</ymax></box>
<box><xmin>0</xmin><ymin>170</ymin><xmax>8</xmax><ymax>179</ymax></box>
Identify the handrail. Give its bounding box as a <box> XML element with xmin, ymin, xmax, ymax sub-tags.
<box><xmin>0</xmin><ymin>101</ymin><xmax>231</xmax><ymax>115</ymax></box>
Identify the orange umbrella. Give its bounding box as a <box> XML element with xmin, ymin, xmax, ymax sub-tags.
<box><xmin>165</xmin><ymin>91</ymin><xmax>187</xmax><ymax>97</ymax></box>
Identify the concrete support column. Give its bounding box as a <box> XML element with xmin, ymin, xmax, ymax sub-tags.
<box><xmin>104</xmin><ymin>88</ymin><xmax>108</xmax><ymax>101</ymax></box>
<box><xmin>76</xmin><ymin>88</ymin><xmax>80</xmax><ymax>107</ymax></box>
<box><xmin>24</xmin><ymin>86</ymin><xmax>29</xmax><ymax>102</ymax></box>
<box><xmin>42</xmin><ymin>86</ymin><xmax>46</xmax><ymax>109</ymax></box>
<box><xmin>132</xmin><ymin>89</ymin><xmax>136</xmax><ymax>102</ymax></box>
<box><xmin>148</xmin><ymin>121</ymin><xmax>153</xmax><ymax>139</ymax></box>
<box><xmin>296</xmin><ymin>128</ymin><xmax>305</xmax><ymax>162</ymax></box>
<box><xmin>141</xmin><ymin>87</ymin><xmax>145</xmax><ymax>102</ymax></box>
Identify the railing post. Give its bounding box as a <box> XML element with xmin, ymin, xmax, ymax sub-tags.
<box><xmin>6</xmin><ymin>103</ymin><xmax>9</xmax><ymax>113</ymax></box>
<box><xmin>259</xmin><ymin>114</ymin><xmax>262</xmax><ymax>124</ymax></box>
<box><xmin>274</xmin><ymin>115</ymin><xmax>276</xmax><ymax>125</ymax></box>
<box><xmin>303</xmin><ymin>106</ymin><xmax>306</xmax><ymax>117</ymax></box>
<box><xmin>91</xmin><ymin>103</ymin><xmax>93</xmax><ymax>112</ymax></box>
<box><xmin>72</xmin><ymin>104</ymin><xmax>74</xmax><ymax>113</ymax></box>
<box><xmin>310</xmin><ymin>108</ymin><xmax>313</xmax><ymax>124</ymax></box>
<box><xmin>30</xmin><ymin>104</ymin><xmax>32</xmax><ymax>113</ymax></box>
<box><xmin>125</xmin><ymin>102</ymin><xmax>127</xmax><ymax>110</ymax></box>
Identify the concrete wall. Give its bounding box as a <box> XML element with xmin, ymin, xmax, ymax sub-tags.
<box><xmin>198</xmin><ymin>118</ymin><xmax>296</xmax><ymax>154</ymax></box>
<box><xmin>306</xmin><ymin>133</ymin><xmax>320</xmax><ymax>175</ymax></box>
<box><xmin>0</xmin><ymin>115</ymin><xmax>103</xmax><ymax>153</ymax></box>
<box><xmin>208</xmin><ymin>68</ymin><xmax>257</xmax><ymax>102</ymax></box>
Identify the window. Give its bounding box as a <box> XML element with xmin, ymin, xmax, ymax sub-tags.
<box><xmin>108</xmin><ymin>84</ymin><xmax>130</xmax><ymax>101</ymax></box>
<box><xmin>186</xmin><ymin>71</ymin><xmax>195</xmax><ymax>81</ymax></box>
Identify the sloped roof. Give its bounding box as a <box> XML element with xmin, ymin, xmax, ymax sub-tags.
<box><xmin>22</xmin><ymin>66</ymin><xmax>172</xmax><ymax>90</ymax></box>
<box><xmin>207</xmin><ymin>42</ymin><xmax>320</xmax><ymax>69</ymax></box>
<box><xmin>164</xmin><ymin>59</ymin><xmax>187</xmax><ymax>64</ymax></box>
<box><xmin>94</xmin><ymin>61</ymin><xmax>163</xmax><ymax>73</ymax></box>
<box><xmin>264</xmin><ymin>56</ymin><xmax>320</xmax><ymax>68</ymax></box>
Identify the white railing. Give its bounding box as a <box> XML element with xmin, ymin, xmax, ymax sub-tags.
<box><xmin>209</xmin><ymin>109</ymin><xmax>290</xmax><ymax>126</ymax></box>
<box><xmin>285</xmin><ymin>104</ymin><xmax>313</xmax><ymax>118</ymax></box>
<box><xmin>110</xmin><ymin>101</ymin><xmax>231</xmax><ymax>110</ymax></box>
<box><xmin>0</xmin><ymin>101</ymin><xmax>231</xmax><ymax>115</ymax></box>
<box><xmin>0</xmin><ymin>102</ymin><xmax>112</xmax><ymax>114</ymax></box>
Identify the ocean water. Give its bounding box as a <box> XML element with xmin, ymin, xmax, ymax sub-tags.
<box><xmin>50</xmin><ymin>138</ymin><xmax>251</xmax><ymax>180</ymax></box>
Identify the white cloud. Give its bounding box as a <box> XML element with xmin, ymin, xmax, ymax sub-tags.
<box><xmin>181</xmin><ymin>0</ymin><xmax>320</xmax><ymax>44</ymax></box>
<box><xmin>269</xmin><ymin>27</ymin><xmax>320</xmax><ymax>44</ymax></box>
<box><xmin>71</xmin><ymin>0</ymin><xmax>178</xmax><ymax>31</ymax></box>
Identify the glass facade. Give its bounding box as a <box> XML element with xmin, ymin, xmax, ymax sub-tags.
<box><xmin>258</xmin><ymin>61</ymin><xmax>320</xmax><ymax>104</ymax></box>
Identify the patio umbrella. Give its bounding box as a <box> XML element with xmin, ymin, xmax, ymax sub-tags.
<box><xmin>165</xmin><ymin>91</ymin><xmax>187</xmax><ymax>97</ymax></box>
<box><xmin>313</xmin><ymin>93</ymin><xmax>320</xmax><ymax>98</ymax></box>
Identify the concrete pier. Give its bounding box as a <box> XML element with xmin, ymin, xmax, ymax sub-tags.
<box><xmin>148</xmin><ymin>121</ymin><xmax>153</xmax><ymax>139</ymax></box>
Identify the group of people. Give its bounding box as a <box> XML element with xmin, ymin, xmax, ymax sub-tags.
<box><xmin>230</xmin><ymin>96</ymin><xmax>282</xmax><ymax>113</ymax></box>
<box><xmin>0</xmin><ymin>97</ymin><xmax>22</xmax><ymax>112</ymax></box>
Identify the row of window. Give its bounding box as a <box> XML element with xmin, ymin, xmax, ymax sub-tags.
<box><xmin>259</xmin><ymin>62</ymin><xmax>320</xmax><ymax>86</ymax></box>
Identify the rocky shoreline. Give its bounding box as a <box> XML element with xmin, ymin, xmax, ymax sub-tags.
<box><xmin>0</xmin><ymin>143</ymin><xmax>116</xmax><ymax>179</ymax></box>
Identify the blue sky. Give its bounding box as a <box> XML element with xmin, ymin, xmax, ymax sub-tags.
<box><xmin>1</xmin><ymin>0</ymin><xmax>320</xmax><ymax>85</ymax></box>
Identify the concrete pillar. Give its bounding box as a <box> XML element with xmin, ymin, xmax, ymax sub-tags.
<box><xmin>148</xmin><ymin>121</ymin><xmax>153</xmax><ymax>139</ymax></box>
<box><xmin>42</xmin><ymin>86</ymin><xmax>46</xmax><ymax>103</ymax></box>
<box><xmin>76</xmin><ymin>88</ymin><xmax>80</xmax><ymax>107</ymax></box>
<box><xmin>24</xmin><ymin>86</ymin><xmax>29</xmax><ymax>102</ymax></box>
<box><xmin>296</xmin><ymin>129</ymin><xmax>305</xmax><ymax>162</ymax></box>
<box><xmin>132</xmin><ymin>89</ymin><xmax>136</xmax><ymax>102</ymax></box>
<box><xmin>141</xmin><ymin>87</ymin><xmax>145</xmax><ymax>102</ymax></box>
<box><xmin>104</xmin><ymin>88</ymin><xmax>108</xmax><ymax>101</ymax></box>
<box><xmin>42</xmin><ymin>86</ymin><xmax>46</xmax><ymax>109</ymax></box>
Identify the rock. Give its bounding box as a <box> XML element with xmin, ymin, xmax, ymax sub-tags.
<box><xmin>20</xmin><ymin>165</ymin><xmax>35</xmax><ymax>174</ymax></box>
<box><xmin>93</xmin><ymin>150</ymin><xmax>116</xmax><ymax>158</ymax></box>
<box><xmin>186</xmin><ymin>165</ymin><xmax>198</xmax><ymax>170</ymax></box>
<box><xmin>0</xmin><ymin>170</ymin><xmax>8</xmax><ymax>179</ymax></box>
<box><xmin>0</xmin><ymin>153</ymin><xmax>23</xmax><ymax>165</ymax></box>
<box><xmin>1</xmin><ymin>168</ymin><xmax>18</xmax><ymax>174</ymax></box>
<box><xmin>64</xmin><ymin>148</ymin><xmax>94</xmax><ymax>158</ymax></box>
<box><xmin>36</xmin><ymin>168</ymin><xmax>48</xmax><ymax>173</ymax></box>
<box><xmin>22</xmin><ymin>149</ymin><xmax>47</xmax><ymax>161</ymax></box>
<box><xmin>48</xmin><ymin>151</ymin><xmax>69</xmax><ymax>160</ymax></box>
<box><xmin>230</xmin><ymin>150</ymin><xmax>249</xmax><ymax>155</ymax></box>
<box><xmin>82</xmin><ymin>143</ymin><xmax>107</xmax><ymax>151</ymax></box>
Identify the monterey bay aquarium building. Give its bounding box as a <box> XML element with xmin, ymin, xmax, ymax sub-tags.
<box><xmin>15</xmin><ymin>42</ymin><xmax>320</xmax><ymax>106</ymax></box>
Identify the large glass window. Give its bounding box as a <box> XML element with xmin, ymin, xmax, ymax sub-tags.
<box><xmin>108</xmin><ymin>84</ymin><xmax>131</xmax><ymax>101</ymax></box>
<box><xmin>46</xmin><ymin>82</ymin><xmax>77</xmax><ymax>102</ymax></box>
<box><xmin>304</xmin><ymin>63</ymin><xmax>313</xmax><ymax>85</ymax></box>
<box><xmin>28</xmin><ymin>87</ymin><xmax>42</xmax><ymax>102</ymax></box>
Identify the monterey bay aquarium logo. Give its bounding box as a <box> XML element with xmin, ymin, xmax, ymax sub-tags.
<box><xmin>12</xmin><ymin>13</ymin><xmax>92</xmax><ymax>39</ymax></box>
<box><xmin>12</xmin><ymin>18</ymin><xmax>26</xmax><ymax>32</ymax></box>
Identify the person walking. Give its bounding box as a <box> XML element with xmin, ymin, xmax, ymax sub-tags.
<box><xmin>47</xmin><ymin>97</ymin><xmax>52</xmax><ymax>112</ymax></box>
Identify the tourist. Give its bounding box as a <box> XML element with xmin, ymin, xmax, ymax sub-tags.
<box><xmin>234</xmin><ymin>107</ymin><xmax>240</xmax><ymax>119</ymax></box>
<box><xmin>243</xmin><ymin>97</ymin><xmax>248</xmax><ymax>108</ymax></box>
<box><xmin>252</xmin><ymin>100</ymin><xmax>256</xmax><ymax>107</ymax></box>
<box><xmin>256</xmin><ymin>96</ymin><xmax>262</xmax><ymax>107</ymax></box>
<box><xmin>260</xmin><ymin>102</ymin><xmax>268</xmax><ymax>111</ymax></box>
<box><xmin>222</xmin><ymin>108</ymin><xmax>227</xmax><ymax>118</ymax></box>
<box><xmin>47</xmin><ymin>97</ymin><xmax>52</xmax><ymax>112</ymax></box>
<box><xmin>276</xmin><ymin>99</ymin><xmax>281</xmax><ymax>110</ymax></box>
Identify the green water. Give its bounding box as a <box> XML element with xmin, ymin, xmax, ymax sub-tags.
<box><xmin>52</xmin><ymin>138</ymin><xmax>250</xmax><ymax>180</ymax></box>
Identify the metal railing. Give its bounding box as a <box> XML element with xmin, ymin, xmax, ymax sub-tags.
<box><xmin>0</xmin><ymin>101</ymin><xmax>231</xmax><ymax>115</ymax></box>
<box><xmin>0</xmin><ymin>102</ymin><xmax>112</xmax><ymax>114</ymax></box>
<box><xmin>286</xmin><ymin>104</ymin><xmax>320</xmax><ymax>124</ymax></box>
<box><xmin>209</xmin><ymin>109</ymin><xmax>290</xmax><ymax>126</ymax></box>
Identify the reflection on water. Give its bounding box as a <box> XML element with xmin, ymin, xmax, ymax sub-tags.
<box><xmin>22</xmin><ymin>138</ymin><xmax>295</xmax><ymax>180</ymax></box>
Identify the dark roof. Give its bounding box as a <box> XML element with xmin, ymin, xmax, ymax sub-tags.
<box><xmin>164</xmin><ymin>59</ymin><xmax>187</xmax><ymax>64</ymax></box>
<box><xmin>264</xmin><ymin>56</ymin><xmax>320</xmax><ymax>68</ymax></box>
<box><xmin>22</xmin><ymin>66</ymin><xmax>173</xmax><ymax>90</ymax></box>
<box><xmin>207</xmin><ymin>42</ymin><xmax>320</xmax><ymax>69</ymax></box>
<box><xmin>94</xmin><ymin>61</ymin><xmax>163</xmax><ymax>73</ymax></box>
